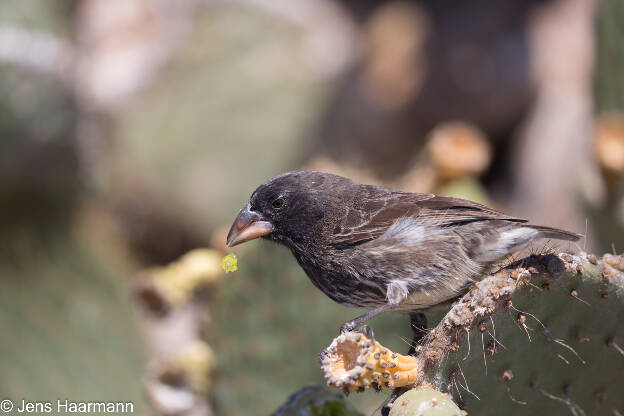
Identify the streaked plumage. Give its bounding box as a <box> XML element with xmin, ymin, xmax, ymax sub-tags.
<box><xmin>227</xmin><ymin>171</ymin><xmax>580</xmax><ymax>320</ymax></box>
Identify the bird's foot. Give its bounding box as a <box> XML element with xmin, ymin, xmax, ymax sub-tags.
<box><xmin>339</xmin><ymin>320</ymin><xmax>357</xmax><ymax>334</ymax></box>
<box><xmin>408</xmin><ymin>312</ymin><xmax>428</xmax><ymax>356</ymax></box>
<box><xmin>355</xmin><ymin>324</ymin><xmax>376</xmax><ymax>345</ymax></box>
<box><xmin>339</xmin><ymin>321</ymin><xmax>377</xmax><ymax>345</ymax></box>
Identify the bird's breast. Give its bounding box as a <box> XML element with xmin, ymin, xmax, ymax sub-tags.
<box><xmin>292</xmin><ymin>249</ymin><xmax>387</xmax><ymax>308</ymax></box>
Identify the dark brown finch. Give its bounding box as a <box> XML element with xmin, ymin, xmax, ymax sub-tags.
<box><xmin>226</xmin><ymin>171</ymin><xmax>580</xmax><ymax>332</ymax></box>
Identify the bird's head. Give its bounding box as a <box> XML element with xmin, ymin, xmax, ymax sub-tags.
<box><xmin>226</xmin><ymin>171</ymin><xmax>350</xmax><ymax>249</ymax></box>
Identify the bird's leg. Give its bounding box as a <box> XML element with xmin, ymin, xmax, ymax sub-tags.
<box><xmin>339</xmin><ymin>303</ymin><xmax>399</xmax><ymax>334</ymax></box>
<box><xmin>408</xmin><ymin>312</ymin><xmax>428</xmax><ymax>355</ymax></box>
<box><xmin>381</xmin><ymin>312</ymin><xmax>428</xmax><ymax>415</ymax></box>
<box><xmin>321</xmin><ymin>303</ymin><xmax>399</xmax><ymax>364</ymax></box>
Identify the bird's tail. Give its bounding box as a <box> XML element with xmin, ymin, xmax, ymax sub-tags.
<box><xmin>528</xmin><ymin>225</ymin><xmax>582</xmax><ymax>242</ymax></box>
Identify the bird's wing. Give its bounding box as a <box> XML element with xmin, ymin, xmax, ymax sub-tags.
<box><xmin>330</xmin><ymin>190</ymin><xmax>526</xmax><ymax>248</ymax></box>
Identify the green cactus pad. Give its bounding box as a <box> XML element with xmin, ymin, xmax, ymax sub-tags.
<box><xmin>389</xmin><ymin>386</ymin><xmax>463</xmax><ymax>416</ymax></box>
<box><xmin>273</xmin><ymin>386</ymin><xmax>362</xmax><ymax>416</ymax></box>
<box><xmin>424</xmin><ymin>252</ymin><xmax>624</xmax><ymax>415</ymax></box>
<box><xmin>273</xmin><ymin>386</ymin><xmax>361</xmax><ymax>416</ymax></box>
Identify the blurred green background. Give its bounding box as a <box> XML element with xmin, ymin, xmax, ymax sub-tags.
<box><xmin>0</xmin><ymin>0</ymin><xmax>623</xmax><ymax>415</ymax></box>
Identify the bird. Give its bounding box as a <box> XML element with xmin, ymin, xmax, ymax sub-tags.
<box><xmin>226</xmin><ymin>171</ymin><xmax>580</xmax><ymax>338</ymax></box>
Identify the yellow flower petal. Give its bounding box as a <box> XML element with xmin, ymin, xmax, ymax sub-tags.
<box><xmin>221</xmin><ymin>253</ymin><xmax>238</xmax><ymax>273</ymax></box>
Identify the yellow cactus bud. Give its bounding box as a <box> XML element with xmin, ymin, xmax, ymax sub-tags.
<box><xmin>221</xmin><ymin>253</ymin><xmax>238</xmax><ymax>273</ymax></box>
<box><xmin>321</xmin><ymin>331</ymin><xmax>422</xmax><ymax>393</ymax></box>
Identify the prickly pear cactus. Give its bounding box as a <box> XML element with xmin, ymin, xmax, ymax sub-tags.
<box><xmin>388</xmin><ymin>386</ymin><xmax>464</xmax><ymax>416</ymax></box>
<box><xmin>427</xmin><ymin>252</ymin><xmax>624</xmax><ymax>415</ymax></box>
<box><xmin>322</xmin><ymin>252</ymin><xmax>624</xmax><ymax>415</ymax></box>
<box><xmin>273</xmin><ymin>386</ymin><xmax>362</xmax><ymax>416</ymax></box>
<box><xmin>0</xmin><ymin>233</ymin><xmax>147</xmax><ymax>412</ymax></box>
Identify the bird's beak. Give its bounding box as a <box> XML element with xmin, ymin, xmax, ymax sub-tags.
<box><xmin>226</xmin><ymin>204</ymin><xmax>274</xmax><ymax>247</ymax></box>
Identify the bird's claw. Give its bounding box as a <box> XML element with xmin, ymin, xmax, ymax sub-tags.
<box><xmin>339</xmin><ymin>321</ymin><xmax>356</xmax><ymax>334</ymax></box>
<box><xmin>355</xmin><ymin>324</ymin><xmax>376</xmax><ymax>345</ymax></box>
<box><xmin>339</xmin><ymin>322</ymin><xmax>377</xmax><ymax>345</ymax></box>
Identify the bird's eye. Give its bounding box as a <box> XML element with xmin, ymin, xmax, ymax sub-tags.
<box><xmin>272</xmin><ymin>197</ymin><xmax>284</xmax><ymax>209</ymax></box>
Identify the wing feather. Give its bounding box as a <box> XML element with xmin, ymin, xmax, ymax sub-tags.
<box><xmin>331</xmin><ymin>190</ymin><xmax>525</xmax><ymax>247</ymax></box>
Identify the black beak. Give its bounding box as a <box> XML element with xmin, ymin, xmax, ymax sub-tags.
<box><xmin>226</xmin><ymin>204</ymin><xmax>274</xmax><ymax>247</ymax></box>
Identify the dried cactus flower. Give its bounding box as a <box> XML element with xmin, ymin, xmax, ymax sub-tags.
<box><xmin>426</xmin><ymin>121</ymin><xmax>491</xmax><ymax>180</ymax></box>
<box><xmin>321</xmin><ymin>331</ymin><xmax>422</xmax><ymax>392</ymax></box>
<box><xmin>172</xmin><ymin>341</ymin><xmax>216</xmax><ymax>393</ymax></box>
<box><xmin>221</xmin><ymin>253</ymin><xmax>238</xmax><ymax>273</ymax></box>
<box><xmin>595</xmin><ymin>112</ymin><xmax>624</xmax><ymax>174</ymax></box>
<box><xmin>388</xmin><ymin>385</ymin><xmax>465</xmax><ymax>416</ymax></box>
<box><xmin>140</xmin><ymin>249</ymin><xmax>224</xmax><ymax>308</ymax></box>
<box><xmin>146</xmin><ymin>341</ymin><xmax>216</xmax><ymax>413</ymax></box>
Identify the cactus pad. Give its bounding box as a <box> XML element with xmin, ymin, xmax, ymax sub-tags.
<box><xmin>388</xmin><ymin>385</ymin><xmax>464</xmax><ymax>416</ymax></box>
<box><xmin>273</xmin><ymin>386</ymin><xmax>362</xmax><ymax>416</ymax></box>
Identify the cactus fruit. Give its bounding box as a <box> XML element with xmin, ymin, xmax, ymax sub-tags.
<box><xmin>321</xmin><ymin>251</ymin><xmax>624</xmax><ymax>415</ymax></box>
<box><xmin>388</xmin><ymin>385</ymin><xmax>464</xmax><ymax>416</ymax></box>
<box><xmin>321</xmin><ymin>332</ymin><xmax>422</xmax><ymax>393</ymax></box>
